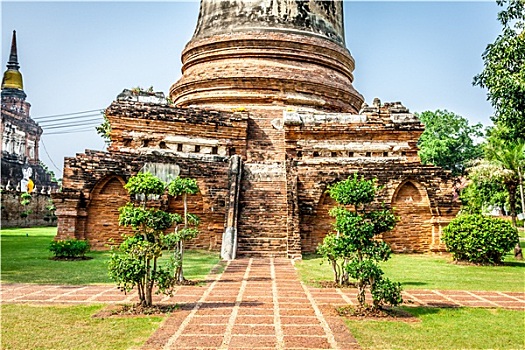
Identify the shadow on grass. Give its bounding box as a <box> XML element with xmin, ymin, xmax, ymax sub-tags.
<box><xmin>400</xmin><ymin>306</ymin><xmax>454</xmax><ymax>318</ymax></box>
<box><xmin>301</xmin><ymin>253</ymin><xmax>322</xmax><ymax>261</ymax></box>
<box><xmin>502</xmin><ymin>261</ymin><xmax>525</xmax><ymax>267</ymax></box>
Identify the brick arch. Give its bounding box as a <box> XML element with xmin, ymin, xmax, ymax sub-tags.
<box><xmin>384</xmin><ymin>179</ymin><xmax>433</xmax><ymax>253</ymax></box>
<box><xmin>86</xmin><ymin>175</ymin><xmax>130</xmax><ymax>249</ymax></box>
<box><xmin>392</xmin><ymin>179</ymin><xmax>429</xmax><ymax>205</ymax></box>
<box><xmin>301</xmin><ymin>186</ymin><xmax>338</xmax><ymax>254</ymax></box>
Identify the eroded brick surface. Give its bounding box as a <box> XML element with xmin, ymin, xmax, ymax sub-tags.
<box><xmin>55</xmin><ymin>1</ymin><xmax>459</xmax><ymax>257</ymax></box>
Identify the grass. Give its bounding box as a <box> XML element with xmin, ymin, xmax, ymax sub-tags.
<box><xmin>1</xmin><ymin>304</ymin><xmax>163</xmax><ymax>350</ymax></box>
<box><xmin>296</xmin><ymin>247</ymin><xmax>525</xmax><ymax>292</ymax></box>
<box><xmin>1</xmin><ymin>226</ymin><xmax>220</xmax><ymax>284</ymax></box>
<box><xmin>346</xmin><ymin>307</ymin><xmax>525</xmax><ymax>350</ymax></box>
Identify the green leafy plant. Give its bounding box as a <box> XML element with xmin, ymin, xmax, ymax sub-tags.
<box><xmin>43</xmin><ymin>200</ymin><xmax>57</xmax><ymax>223</ymax></box>
<box><xmin>131</xmin><ymin>86</ymin><xmax>154</xmax><ymax>94</ymax></box>
<box><xmin>108</xmin><ymin>172</ymin><xmax>178</xmax><ymax>307</ymax></box>
<box><xmin>95</xmin><ymin>112</ymin><xmax>111</xmax><ymax>144</ymax></box>
<box><xmin>19</xmin><ymin>192</ymin><xmax>32</xmax><ymax>225</ymax></box>
<box><xmin>417</xmin><ymin>110</ymin><xmax>484</xmax><ymax>176</ymax></box>
<box><xmin>473</xmin><ymin>0</ymin><xmax>525</xmax><ymax>140</ymax></box>
<box><xmin>166</xmin><ymin>177</ymin><xmax>200</xmax><ymax>283</ymax></box>
<box><xmin>317</xmin><ymin>174</ymin><xmax>402</xmax><ymax>310</ymax></box>
<box><xmin>442</xmin><ymin>214</ymin><xmax>519</xmax><ymax>264</ymax></box>
<box><xmin>49</xmin><ymin>239</ymin><xmax>90</xmax><ymax>258</ymax></box>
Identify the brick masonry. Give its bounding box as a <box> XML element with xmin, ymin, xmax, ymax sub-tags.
<box><xmin>55</xmin><ymin>0</ymin><xmax>459</xmax><ymax>257</ymax></box>
<box><xmin>1</xmin><ymin>191</ymin><xmax>56</xmax><ymax>228</ymax></box>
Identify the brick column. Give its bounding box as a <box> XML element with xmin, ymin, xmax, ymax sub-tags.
<box><xmin>53</xmin><ymin>193</ymin><xmax>86</xmax><ymax>240</ymax></box>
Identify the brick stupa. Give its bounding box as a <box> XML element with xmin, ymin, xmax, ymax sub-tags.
<box><xmin>55</xmin><ymin>0</ymin><xmax>459</xmax><ymax>258</ymax></box>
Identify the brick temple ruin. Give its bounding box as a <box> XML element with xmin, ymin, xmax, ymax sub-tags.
<box><xmin>54</xmin><ymin>0</ymin><xmax>459</xmax><ymax>258</ymax></box>
<box><xmin>1</xmin><ymin>31</ymin><xmax>59</xmax><ymax>227</ymax></box>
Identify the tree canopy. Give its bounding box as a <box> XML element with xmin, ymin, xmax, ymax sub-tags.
<box><xmin>473</xmin><ymin>0</ymin><xmax>525</xmax><ymax>140</ymax></box>
<box><xmin>417</xmin><ymin>110</ymin><xmax>483</xmax><ymax>176</ymax></box>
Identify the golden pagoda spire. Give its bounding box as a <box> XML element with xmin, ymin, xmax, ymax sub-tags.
<box><xmin>2</xmin><ymin>30</ymin><xmax>25</xmax><ymax>93</ymax></box>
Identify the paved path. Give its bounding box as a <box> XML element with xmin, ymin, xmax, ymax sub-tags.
<box><xmin>2</xmin><ymin>258</ymin><xmax>524</xmax><ymax>350</ymax></box>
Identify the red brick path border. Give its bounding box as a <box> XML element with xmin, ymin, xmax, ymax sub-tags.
<box><xmin>2</xmin><ymin>258</ymin><xmax>524</xmax><ymax>349</ymax></box>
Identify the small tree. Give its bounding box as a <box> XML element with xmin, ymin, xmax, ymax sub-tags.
<box><xmin>20</xmin><ymin>192</ymin><xmax>32</xmax><ymax>227</ymax></box>
<box><xmin>166</xmin><ymin>177</ymin><xmax>200</xmax><ymax>283</ymax></box>
<box><xmin>317</xmin><ymin>174</ymin><xmax>402</xmax><ymax>310</ymax></box>
<box><xmin>108</xmin><ymin>172</ymin><xmax>177</xmax><ymax>307</ymax></box>
<box><xmin>467</xmin><ymin>135</ymin><xmax>525</xmax><ymax>259</ymax></box>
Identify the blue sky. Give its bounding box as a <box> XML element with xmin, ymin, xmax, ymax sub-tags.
<box><xmin>2</xmin><ymin>1</ymin><xmax>500</xmax><ymax>177</ymax></box>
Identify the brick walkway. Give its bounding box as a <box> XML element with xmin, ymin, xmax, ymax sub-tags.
<box><xmin>2</xmin><ymin>258</ymin><xmax>524</xmax><ymax>350</ymax></box>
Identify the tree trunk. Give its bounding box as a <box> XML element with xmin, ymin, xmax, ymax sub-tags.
<box><xmin>356</xmin><ymin>283</ymin><xmax>366</xmax><ymax>308</ymax></box>
<box><xmin>178</xmin><ymin>240</ymin><xmax>185</xmax><ymax>283</ymax></box>
<box><xmin>331</xmin><ymin>260</ymin><xmax>339</xmax><ymax>283</ymax></box>
<box><xmin>507</xmin><ymin>182</ymin><xmax>523</xmax><ymax>260</ymax></box>
<box><xmin>183</xmin><ymin>193</ymin><xmax>188</xmax><ymax>227</ymax></box>
<box><xmin>144</xmin><ymin>258</ymin><xmax>152</xmax><ymax>307</ymax></box>
<box><xmin>518</xmin><ymin>167</ymin><xmax>525</xmax><ymax>259</ymax></box>
<box><xmin>137</xmin><ymin>281</ymin><xmax>144</xmax><ymax>304</ymax></box>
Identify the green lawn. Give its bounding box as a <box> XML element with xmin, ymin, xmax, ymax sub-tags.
<box><xmin>3</xmin><ymin>227</ymin><xmax>524</xmax><ymax>350</ymax></box>
<box><xmin>347</xmin><ymin>307</ymin><xmax>525</xmax><ymax>350</ymax></box>
<box><xmin>296</xmin><ymin>249</ymin><xmax>525</xmax><ymax>292</ymax></box>
<box><xmin>1</xmin><ymin>226</ymin><xmax>220</xmax><ymax>285</ymax></box>
<box><xmin>1</xmin><ymin>304</ymin><xmax>163</xmax><ymax>350</ymax></box>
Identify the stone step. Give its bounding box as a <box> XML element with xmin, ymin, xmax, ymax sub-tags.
<box><xmin>236</xmin><ymin>250</ymin><xmax>288</xmax><ymax>258</ymax></box>
<box><xmin>238</xmin><ymin>231</ymin><xmax>287</xmax><ymax>239</ymax></box>
<box><xmin>236</xmin><ymin>162</ymin><xmax>288</xmax><ymax>256</ymax></box>
<box><xmin>238</xmin><ymin>240</ymin><xmax>287</xmax><ymax>250</ymax></box>
<box><xmin>236</xmin><ymin>234</ymin><xmax>288</xmax><ymax>253</ymax></box>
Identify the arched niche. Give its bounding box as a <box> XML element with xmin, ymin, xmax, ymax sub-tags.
<box><xmin>392</xmin><ymin>180</ymin><xmax>429</xmax><ymax>205</ymax></box>
<box><xmin>85</xmin><ymin>175</ymin><xmax>130</xmax><ymax>249</ymax></box>
<box><xmin>300</xmin><ymin>185</ymin><xmax>338</xmax><ymax>253</ymax></box>
<box><xmin>386</xmin><ymin>179</ymin><xmax>433</xmax><ymax>253</ymax></box>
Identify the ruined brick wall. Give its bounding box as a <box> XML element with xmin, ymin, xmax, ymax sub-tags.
<box><xmin>106</xmin><ymin>101</ymin><xmax>248</xmax><ymax>160</ymax></box>
<box><xmin>55</xmin><ymin>0</ymin><xmax>462</xmax><ymax>258</ymax></box>
<box><xmin>55</xmin><ymin>149</ymin><xmax>233</xmax><ymax>250</ymax></box>
<box><xmin>56</xmin><ymin>95</ymin><xmax>460</xmax><ymax>257</ymax></box>
<box><xmin>294</xmin><ymin>162</ymin><xmax>458</xmax><ymax>253</ymax></box>
<box><xmin>284</xmin><ymin>103</ymin><xmax>460</xmax><ymax>254</ymax></box>
<box><xmin>84</xmin><ymin>175</ymin><xmax>129</xmax><ymax>249</ymax></box>
<box><xmin>1</xmin><ymin>190</ymin><xmax>56</xmax><ymax>228</ymax></box>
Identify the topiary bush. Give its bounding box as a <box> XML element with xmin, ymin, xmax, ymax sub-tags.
<box><xmin>442</xmin><ymin>214</ymin><xmax>519</xmax><ymax>264</ymax></box>
<box><xmin>49</xmin><ymin>239</ymin><xmax>90</xmax><ymax>259</ymax></box>
<box><xmin>317</xmin><ymin>174</ymin><xmax>402</xmax><ymax>311</ymax></box>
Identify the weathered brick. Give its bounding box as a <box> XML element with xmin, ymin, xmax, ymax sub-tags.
<box><xmin>55</xmin><ymin>3</ymin><xmax>459</xmax><ymax>257</ymax></box>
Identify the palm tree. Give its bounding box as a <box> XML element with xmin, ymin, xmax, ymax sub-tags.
<box><xmin>484</xmin><ymin>138</ymin><xmax>524</xmax><ymax>259</ymax></box>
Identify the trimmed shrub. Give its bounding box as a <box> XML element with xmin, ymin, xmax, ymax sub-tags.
<box><xmin>443</xmin><ymin>214</ymin><xmax>519</xmax><ymax>264</ymax></box>
<box><xmin>49</xmin><ymin>239</ymin><xmax>90</xmax><ymax>258</ymax></box>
